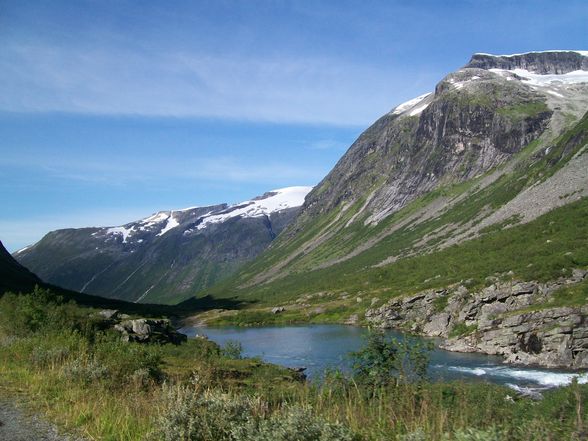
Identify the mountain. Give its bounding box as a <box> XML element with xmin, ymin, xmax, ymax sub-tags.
<box><xmin>203</xmin><ymin>51</ymin><xmax>588</xmax><ymax>304</ymax></box>
<box><xmin>15</xmin><ymin>187</ymin><xmax>312</xmax><ymax>304</ymax></box>
<box><xmin>0</xmin><ymin>240</ymin><xmax>42</xmax><ymax>294</ymax></box>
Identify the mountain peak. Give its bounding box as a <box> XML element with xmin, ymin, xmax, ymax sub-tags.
<box><xmin>465</xmin><ymin>50</ymin><xmax>588</xmax><ymax>74</ymax></box>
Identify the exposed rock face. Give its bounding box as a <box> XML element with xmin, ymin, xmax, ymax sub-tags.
<box><xmin>465</xmin><ymin>51</ymin><xmax>588</xmax><ymax>74</ymax></box>
<box><xmin>241</xmin><ymin>51</ymin><xmax>588</xmax><ymax>288</ymax></box>
<box><xmin>366</xmin><ymin>270</ymin><xmax>588</xmax><ymax>369</ymax></box>
<box><xmin>302</xmin><ymin>70</ymin><xmax>551</xmax><ymax>225</ymax></box>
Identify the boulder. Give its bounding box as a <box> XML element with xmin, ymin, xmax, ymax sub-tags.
<box><xmin>114</xmin><ymin>318</ymin><xmax>187</xmax><ymax>345</ymax></box>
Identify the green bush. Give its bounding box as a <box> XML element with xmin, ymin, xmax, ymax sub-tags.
<box><xmin>0</xmin><ymin>287</ymin><xmax>101</xmax><ymax>338</ymax></box>
<box><xmin>222</xmin><ymin>340</ymin><xmax>244</xmax><ymax>360</ymax></box>
<box><xmin>93</xmin><ymin>335</ymin><xmax>164</xmax><ymax>386</ymax></box>
<box><xmin>152</xmin><ymin>384</ymin><xmax>359</xmax><ymax>441</ymax></box>
<box><xmin>234</xmin><ymin>405</ymin><xmax>359</xmax><ymax>441</ymax></box>
<box><xmin>444</xmin><ymin>427</ymin><xmax>504</xmax><ymax>441</ymax></box>
<box><xmin>61</xmin><ymin>356</ymin><xmax>109</xmax><ymax>384</ymax></box>
<box><xmin>350</xmin><ymin>331</ymin><xmax>433</xmax><ymax>386</ymax></box>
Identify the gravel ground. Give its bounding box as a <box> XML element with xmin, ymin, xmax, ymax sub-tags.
<box><xmin>0</xmin><ymin>399</ymin><xmax>83</xmax><ymax>441</ymax></box>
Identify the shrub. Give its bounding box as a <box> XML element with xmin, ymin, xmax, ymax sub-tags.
<box><xmin>93</xmin><ymin>335</ymin><xmax>164</xmax><ymax>386</ymax></box>
<box><xmin>152</xmin><ymin>384</ymin><xmax>253</xmax><ymax>441</ymax></box>
<box><xmin>350</xmin><ymin>331</ymin><xmax>433</xmax><ymax>386</ymax></box>
<box><xmin>222</xmin><ymin>340</ymin><xmax>244</xmax><ymax>359</ymax></box>
<box><xmin>234</xmin><ymin>405</ymin><xmax>359</xmax><ymax>441</ymax></box>
<box><xmin>0</xmin><ymin>287</ymin><xmax>101</xmax><ymax>338</ymax></box>
<box><xmin>444</xmin><ymin>427</ymin><xmax>504</xmax><ymax>441</ymax></box>
<box><xmin>152</xmin><ymin>384</ymin><xmax>359</xmax><ymax>441</ymax></box>
<box><xmin>61</xmin><ymin>356</ymin><xmax>109</xmax><ymax>384</ymax></box>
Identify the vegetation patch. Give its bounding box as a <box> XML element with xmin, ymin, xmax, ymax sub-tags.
<box><xmin>449</xmin><ymin>322</ymin><xmax>478</xmax><ymax>338</ymax></box>
<box><xmin>1</xmin><ymin>288</ymin><xmax>588</xmax><ymax>440</ymax></box>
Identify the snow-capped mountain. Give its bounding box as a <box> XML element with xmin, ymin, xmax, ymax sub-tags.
<box><xmin>14</xmin><ymin>187</ymin><xmax>312</xmax><ymax>304</ymax></box>
<box><xmin>227</xmin><ymin>50</ymin><xmax>588</xmax><ymax>289</ymax></box>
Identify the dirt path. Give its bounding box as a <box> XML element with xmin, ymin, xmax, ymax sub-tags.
<box><xmin>0</xmin><ymin>399</ymin><xmax>83</xmax><ymax>441</ymax></box>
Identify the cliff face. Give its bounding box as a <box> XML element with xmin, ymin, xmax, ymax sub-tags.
<box><xmin>302</xmin><ymin>67</ymin><xmax>552</xmax><ymax>224</ymax></box>
<box><xmin>465</xmin><ymin>51</ymin><xmax>588</xmax><ymax>74</ymax></box>
<box><xmin>366</xmin><ymin>270</ymin><xmax>588</xmax><ymax>369</ymax></box>
<box><xmin>235</xmin><ymin>51</ymin><xmax>588</xmax><ymax>290</ymax></box>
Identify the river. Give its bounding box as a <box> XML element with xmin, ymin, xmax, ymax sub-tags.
<box><xmin>181</xmin><ymin>324</ymin><xmax>588</xmax><ymax>393</ymax></box>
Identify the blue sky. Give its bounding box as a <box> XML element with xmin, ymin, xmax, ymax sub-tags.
<box><xmin>1</xmin><ymin>0</ymin><xmax>587</xmax><ymax>251</ymax></box>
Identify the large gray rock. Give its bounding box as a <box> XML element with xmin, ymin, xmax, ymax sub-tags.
<box><xmin>366</xmin><ymin>273</ymin><xmax>588</xmax><ymax>369</ymax></box>
<box><xmin>113</xmin><ymin>318</ymin><xmax>187</xmax><ymax>344</ymax></box>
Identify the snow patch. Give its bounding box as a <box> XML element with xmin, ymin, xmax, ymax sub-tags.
<box><xmin>475</xmin><ymin>50</ymin><xmax>588</xmax><ymax>57</ymax></box>
<box><xmin>390</xmin><ymin>93</ymin><xmax>432</xmax><ymax>116</ymax></box>
<box><xmin>14</xmin><ymin>245</ymin><xmax>32</xmax><ymax>254</ymax></box>
<box><xmin>447</xmin><ymin>75</ymin><xmax>482</xmax><ymax>90</ymax></box>
<box><xmin>195</xmin><ymin>186</ymin><xmax>312</xmax><ymax>230</ymax></box>
<box><xmin>490</xmin><ymin>68</ymin><xmax>588</xmax><ymax>86</ymax></box>
<box><xmin>106</xmin><ymin>226</ymin><xmax>134</xmax><ymax>243</ymax></box>
<box><xmin>157</xmin><ymin>213</ymin><xmax>180</xmax><ymax>236</ymax></box>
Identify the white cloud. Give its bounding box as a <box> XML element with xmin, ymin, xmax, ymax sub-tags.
<box><xmin>307</xmin><ymin>139</ymin><xmax>349</xmax><ymax>150</ymax></box>
<box><xmin>0</xmin><ymin>42</ymin><xmax>429</xmax><ymax>126</ymax></box>
<box><xmin>0</xmin><ymin>153</ymin><xmax>326</xmax><ymax>186</ymax></box>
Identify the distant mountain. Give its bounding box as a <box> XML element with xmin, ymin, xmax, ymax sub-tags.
<box><xmin>15</xmin><ymin>187</ymin><xmax>312</xmax><ymax>304</ymax></box>
<box><xmin>204</xmin><ymin>50</ymin><xmax>588</xmax><ymax>301</ymax></box>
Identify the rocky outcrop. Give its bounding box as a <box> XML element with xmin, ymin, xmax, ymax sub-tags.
<box><xmin>365</xmin><ymin>269</ymin><xmax>588</xmax><ymax>369</ymax></box>
<box><xmin>97</xmin><ymin>309</ymin><xmax>187</xmax><ymax>344</ymax></box>
<box><xmin>465</xmin><ymin>51</ymin><xmax>588</xmax><ymax>74</ymax></box>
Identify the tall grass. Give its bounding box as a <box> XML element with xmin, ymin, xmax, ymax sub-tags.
<box><xmin>1</xmin><ymin>288</ymin><xmax>587</xmax><ymax>440</ymax></box>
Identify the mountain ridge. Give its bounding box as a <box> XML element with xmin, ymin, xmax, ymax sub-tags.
<box><xmin>200</xmin><ymin>50</ymin><xmax>588</xmax><ymax>302</ymax></box>
<box><xmin>15</xmin><ymin>187</ymin><xmax>312</xmax><ymax>304</ymax></box>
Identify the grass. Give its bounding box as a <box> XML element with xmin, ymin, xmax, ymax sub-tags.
<box><xmin>449</xmin><ymin>323</ymin><xmax>478</xmax><ymax>339</ymax></box>
<box><xmin>1</xmin><ymin>289</ymin><xmax>588</xmax><ymax>440</ymax></box>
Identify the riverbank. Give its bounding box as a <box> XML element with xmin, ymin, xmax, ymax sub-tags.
<box><xmin>186</xmin><ymin>269</ymin><xmax>588</xmax><ymax>371</ymax></box>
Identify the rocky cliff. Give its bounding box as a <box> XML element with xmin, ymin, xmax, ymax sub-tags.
<box><xmin>465</xmin><ymin>50</ymin><xmax>588</xmax><ymax>74</ymax></box>
<box><xmin>366</xmin><ymin>270</ymin><xmax>588</xmax><ymax>369</ymax></box>
<box><xmin>214</xmin><ymin>51</ymin><xmax>588</xmax><ymax>295</ymax></box>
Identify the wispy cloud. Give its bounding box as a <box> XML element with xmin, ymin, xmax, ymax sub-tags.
<box><xmin>0</xmin><ymin>153</ymin><xmax>325</xmax><ymax>186</ymax></box>
<box><xmin>0</xmin><ymin>42</ymin><xmax>429</xmax><ymax>126</ymax></box>
<box><xmin>307</xmin><ymin>139</ymin><xmax>349</xmax><ymax>150</ymax></box>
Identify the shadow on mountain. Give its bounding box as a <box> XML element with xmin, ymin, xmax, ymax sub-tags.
<box><xmin>1</xmin><ymin>239</ymin><xmax>252</xmax><ymax>317</ymax></box>
<box><xmin>174</xmin><ymin>294</ymin><xmax>254</xmax><ymax>313</ymax></box>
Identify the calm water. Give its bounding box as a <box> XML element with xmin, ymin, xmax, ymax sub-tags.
<box><xmin>181</xmin><ymin>324</ymin><xmax>588</xmax><ymax>391</ymax></box>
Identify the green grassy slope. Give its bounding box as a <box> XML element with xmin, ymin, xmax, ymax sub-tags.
<box><xmin>201</xmin><ymin>112</ymin><xmax>588</xmax><ymax>307</ymax></box>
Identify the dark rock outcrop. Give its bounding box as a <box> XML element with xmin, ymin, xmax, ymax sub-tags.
<box><xmin>0</xmin><ymin>240</ymin><xmax>41</xmax><ymax>294</ymax></box>
<box><xmin>465</xmin><ymin>51</ymin><xmax>588</xmax><ymax>74</ymax></box>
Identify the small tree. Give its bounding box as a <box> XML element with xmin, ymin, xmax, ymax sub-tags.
<box><xmin>350</xmin><ymin>330</ymin><xmax>433</xmax><ymax>386</ymax></box>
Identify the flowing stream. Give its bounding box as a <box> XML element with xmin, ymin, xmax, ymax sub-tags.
<box><xmin>181</xmin><ymin>324</ymin><xmax>588</xmax><ymax>393</ymax></box>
